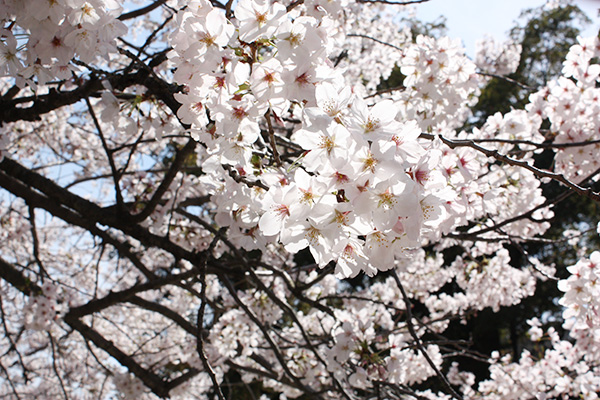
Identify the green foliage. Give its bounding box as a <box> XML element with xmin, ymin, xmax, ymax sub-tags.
<box><xmin>472</xmin><ymin>3</ymin><xmax>591</xmax><ymax>125</ymax></box>
<box><xmin>511</xmin><ymin>4</ymin><xmax>591</xmax><ymax>88</ymax></box>
<box><xmin>403</xmin><ymin>15</ymin><xmax>448</xmax><ymax>41</ymax></box>
<box><xmin>458</xmin><ymin>3</ymin><xmax>599</xmax><ymax>378</ymax></box>
<box><xmin>375</xmin><ymin>3</ymin><xmax>599</xmax><ymax>380</ymax></box>
<box><xmin>375</xmin><ymin>16</ymin><xmax>447</xmax><ymax>94</ymax></box>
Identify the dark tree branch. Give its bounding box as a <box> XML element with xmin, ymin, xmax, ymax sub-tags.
<box><xmin>130</xmin><ymin>138</ymin><xmax>196</xmax><ymax>222</ymax></box>
<box><xmin>67</xmin><ymin>268</ymin><xmax>200</xmax><ymax>320</ymax></box>
<box><xmin>127</xmin><ymin>296</ymin><xmax>197</xmax><ymax>336</ymax></box>
<box><xmin>0</xmin><ymin>158</ymin><xmax>223</xmax><ymax>270</ymax></box>
<box><xmin>196</xmin><ymin>234</ymin><xmax>226</xmax><ymax>400</ymax></box>
<box><xmin>47</xmin><ymin>332</ymin><xmax>70</xmax><ymax>400</ymax></box>
<box><xmin>118</xmin><ymin>0</ymin><xmax>169</xmax><ymax>21</ymax></box>
<box><xmin>0</xmin><ymin>63</ymin><xmax>182</xmax><ymax>125</ymax></box>
<box><xmin>85</xmin><ymin>97</ymin><xmax>125</xmax><ymax>209</ymax></box>
<box><xmin>64</xmin><ymin>316</ymin><xmax>172</xmax><ymax>398</ymax></box>
<box><xmin>287</xmin><ymin>0</ymin><xmax>304</xmax><ymax>12</ymax></box>
<box><xmin>357</xmin><ymin>0</ymin><xmax>430</xmax><ymax>4</ymax></box>
<box><xmin>423</xmin><ymin>133</ymin><xmax>600</xmax><ymax>203</ymax></box>
<box><xmin>0</xmin><ymin>257</ymin><xmax>42</xmax><ymax>296</ymax></box>
<box><xmin>477</xmin><ymin>71</ymin><xmax>534</xmax><ymax>90</ymax></box>
<box><xmin>220</xmin><ymin>275</ymin><xmax>322</xmax><ymax>398</ymax></box>
<box><xmin>391</xmin><ymin>270</ymin><xmax>464</xmax><ymax>400</ymax></box>
<box><xmin>0</xmin><ymin>77</ymin><xmax>103</xmax><ymax>124</ymax></box>
<box><xmin>225</xmin><ymin>0</ymin><xmax>235</xmax><ymax>18</ymax></box>
<box><xmin>265</xmin><ymin>109</ymin><xmax>282</xmax><ymax>167</ymax></box>
<box><xmin>346</xmin><ymin>34</ymin><xmax>403</xmax><ymax>51</ymax></box>
<box><xmin>27</xmin><ymin>206</ymin><xmax>49</xmax><ymax>280</ymax></box>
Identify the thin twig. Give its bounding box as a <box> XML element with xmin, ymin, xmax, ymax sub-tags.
<box><xmin>118</xmin><ymin>0</ymin><xmax>168</xmax><ymax>20</ymax></box>
<box><xmin>477</xmin><ymin>71</ymin><xmax>534</xmax><ymax>90</ymax></box>
<box><xmin>346</xmin><ymin>34</ymin><xmax>403</xmax><ymax>51</ymax></box>
<box><xmin>287</xmin><ymin>0</ymin><xmax>304</xmax><ymax>12</ymax></box>
<box><xmin>47</xmin><ymin>332</ymin><xmax>70</xmax><ymax>400</ymax></box>
<box><xmin>140</xmin><ymin>19</ymin><xmax>174</xmax><ymax>59</ymax></box>
<box><xmin>119</xmin><ymin>131</ymin><xmax>146</xmax><ymax>178</ymax></box>
<box><xmin>425</xmin><ymin>133</ymin><xmax>600</xmax><ymax>203</ymax></box>
<box><xmin>357</xmin><ymin>0</ymin><xmax>430</xmax><ymax>4</ymax></box>
<box><xmin>265</xmin><ymin>109</ymin><xmax>282</xmax><ymax>167</ymax></box>
<box><xmin>373</xmin><ymin>381</ymin><xmax>431</xmax><ymax>400</ymax></box>
<box><xmin>85</xmin><ymin>97</ymin><xmax>125</xmax><ymax>209</ymax></box>
<box><xmin>222</xmin><ymin>163</ymin><xmax>269</xmax><ymax>190</ymax></box>
<box><xmin>244</xmin><ymin>269</ymin><xmax>354</xmax><ymax>400</ymax></box>
<box><xmin>196</xmin><ymin>233</ymin><xmax>226</xmax><ymax>400</ymax></box>
<box><xmin>365</xmin><ymin>85</ymin><xmax>406</xmax><ymax>99</ymax></box>
<box><xmin>28</xmin><ymin>206</ymin><xmax>49</xmax><ymax>280</ymax></box>
<box><xmin>0</xmin><ymin>295</ymin><xmax>29</xmax><ymax>382</ymax></box>
<box><xmin>0</xmin><ymin>358</ymin><xmax>22</xmax><ymax>400</ymax></box>
<box><xmin>464</xmin><ymin>137</ymin><xmax>600</xmax><ymax>149</ymax></box>
<box><xmin>220</xmin><ymin>275</ymin><xmax>321</xmax><ymax>397</ymax></box>
<box><xmin>131</xmin><ymin>138</ymin><xmax>196</xmax><ymax>221</ymax></box>
<box><xmin>391</xmin><ymin>270</ymin><xmax>464</xmax><ymax>400</ymax></box>
<box><xmin>225</xmin><ymin>0</ymin><xmax>235</xmax><ymax>18</ymax></box>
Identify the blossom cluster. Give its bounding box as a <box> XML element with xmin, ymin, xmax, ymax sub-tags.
<box><xmin>396</xmin><ymin>35</ymin><xmax>480</xmax><ymax>132</ymax></box>
<box><xmin>0</xmin><ymin>0</ymin><xmax>126</xmax><ymax>88</ymax></box>
<box><xmin>476</xmin><ymin>327</ymin><xmax>600</xmax><ymax>399</ymax></box>
<box><xmin>559</xmin><ymin>251</ymin><xmax>600</xmax><ymax>332</ymax></box>
<box><xmin>528</xmin><ymin>35</ymin><xmax>600</xmax><ymax>182</ymax></box>
<box><xmin>24</xmin><ymin>282</ymin><xmax>58</xmax><ymax>331</ymax></box>
<box><xmin>1</xmin><ymin>0</ymin><xmax>600</xmax><ymax>399</ymax></box>
<box><xmin>475</xmin><ymin>35</ymin><xmax>522</xmax><ymax>76</ymax></box>
<box><xmin>164</xmin><ymin>0</ymin><xmax>466</xmax><ymax>277</ymax></box>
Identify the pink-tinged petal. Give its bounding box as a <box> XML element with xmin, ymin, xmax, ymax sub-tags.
<box><xmin>292</xmin><ymin>129</ymin><xmax>322</xmax><ymax>150</ymax></box>
<box><xmin>370</xmin><ymin>100</ymin><xmax>397</xmax><ymax>123</ymax></box>
<box><xmin>258</xmin><ymin>207</ymin><xmax>288</xmax><ymax>236</ymax></box>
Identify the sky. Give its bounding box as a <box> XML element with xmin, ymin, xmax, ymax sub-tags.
<box><xmin>415</xmin><ymin>0</ymin><xmax>600</xmax><ymax>56</ymax></box>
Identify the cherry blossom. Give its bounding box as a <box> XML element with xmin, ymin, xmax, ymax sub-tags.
<box><xmin>1</xmin><ymin>1</ymin><xmax>600</xmax><ymax>399</ymax></box>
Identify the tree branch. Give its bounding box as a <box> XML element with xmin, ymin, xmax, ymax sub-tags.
<box><xmin>346</xmin><ymin>34</ymin><xmax>403</xmax><ymax>51</ymax></box>
<box><xmin>196</xmin><ymin>233</ymin><xmax>226</xmax><ymax>400</ymax></box>
<box><xmin>85</xmin><ymin>97</ymin><xmax>125</xmax><ymax>209</ymax></box>
<box><xmin>130</xmin><ymin>138</ymin><xmax>196</xmax><ymax>222</ymax></box>
<box><xmin>357</xmin><ymin>0</ymin><xmax>430</xmax><ymax>5</ymax></box>
<box><xmin>390</xmin><ymin>270</ymin><xmax>464</xmax><ymax>400</ymax></box>
<box><xmin>118</xmin><ymin>0</ymin><xmax>169</xmax><ymax>21</ymax></box>
<box><xmin>425</xmin><ymin>133</ymin><xmax>600</xmax><ymax>203</ymax></box>
<box><xmin>265</xmin><ymin>109</ymin><xmax>282</xmax><ymax>167</ymax></box>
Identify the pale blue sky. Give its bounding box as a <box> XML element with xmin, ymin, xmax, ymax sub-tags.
<box><xmin>415</xmin><ymin>0</ymin><xmax>600</xmax><ymax>56</ymax></box>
